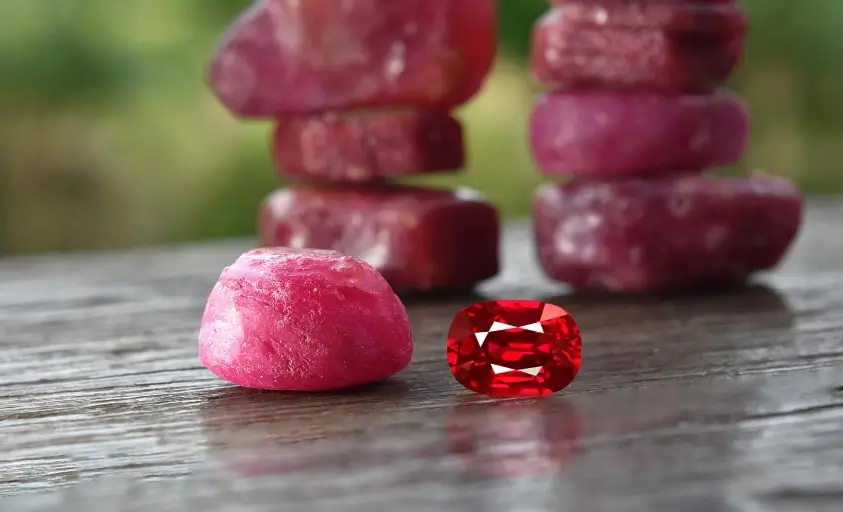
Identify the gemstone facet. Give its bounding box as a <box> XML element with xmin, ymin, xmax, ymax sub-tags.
<box><xmin>198</xmin><ymin>248</ymin><xmax>413</xmax><ymax>390</ymax></box>
<box><xmin>447</xmin><ymin>300</ymin><xmax>582</xmax><ymax>397</ymax></box>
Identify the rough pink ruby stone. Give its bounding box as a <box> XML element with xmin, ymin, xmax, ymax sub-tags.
<box><xmin>208</xmin><ymin>0</ymin><xmax>497</xmax><ymax>117</ymax></box>
<box><xmin>532</xmin><ymin>3</ymin><xmax>746</xmax><ymax>92</ymax></box>
<box><xmin>545</xmin><ymin>0</ymin><xmax>739</xmax><ymax>13</ymax></box>
<box><xmin>259</xmin><ymin>186</ymin><xmax>500</xmax><ymax>292</ymax></box>
<box><xmin>543</xmin><ymin>1</ymin><xmax>745</xmax><ymax>32</ymax></box>
<box><xmin>529</xmin><ymin>91</ymin><xmax>748</xmax><ymax>177</ymax></box>
<box><xmin>198</xmin><ymin>248</ymin><xmax>413</xmax><ymax>390</ymax></box>
<box><xmin>272</xmin><ymin>110</ymin><xmax>463</xmax><ymax>183</ymax></box>
<box><xmin>533</xmin><ymin>174</ymin><xmax>803</xmax><ymax>293</ymax></box>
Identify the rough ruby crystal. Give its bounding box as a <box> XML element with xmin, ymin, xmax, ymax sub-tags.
<box><xmin>259</xmin><ymin>186</ymin><xmax>500</xmax><ymax>292</ymax></box>
<box><xmin>447</xmin><ymin>300</ymin><xmax>582</xmax><ymax>397</ymax></box>
<box><xmin>198</xmin><ymin>248</ymin><xmax>413</xmax><ymax>390</ymax></box>
<box><xmin>272</xmin><ymin>110</ymin><xmax>463</xmax><ymax>182</ymax></box>
<box><xmin>532</xmin><ymin>2</ymin><xmax>746</xmax><ymax>92</ymax></box>
<box><xmin>547</xmin><ymin>0</ymin><xmax>736</xmax><ymax>3</ymax></box>
<box><xmin>529</xmin><ymin>91</ymin><xmax>748</xmax><ymax>177</ymax></box>
<box><xmin>544</xmin><ymin>1</ymin><xmax>743</xmax><ymax>32</ymax></box>
<box><xmin>533</xmin><ymin>174</ymin><xmax>803</xmax><ymax>293</ymax></box>
<box><xmin>208</xmin><ymin>0</ymin><xmax>497</xmax><ymax>117</ymax></box>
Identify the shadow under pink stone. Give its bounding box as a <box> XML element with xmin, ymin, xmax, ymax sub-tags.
<box><xmin>541</xmin><ymin>281</ymin><xmax>795</xmax><ymax>328</ymax></box>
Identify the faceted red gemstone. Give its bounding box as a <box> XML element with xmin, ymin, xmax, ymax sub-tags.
<box><xmin>272</xmin><ymin>109</ymin><xmax>464</xmax><ymax>182</ymax></box>
<box><xmin>531</xmin><ymin>3</ymin><xmax>746</xmax><ymax>92</ymax></box>
<box><xmin>447</xmin><ymin>300</ymin><xmax>582</xmax><ymax>397</ymax></box>
<box><xmin>208</xmin><ymin>0</ymin><xmax>497</xmax><ymax>117</ymax></box>
<box><xmin>259</xmin><ymin>185</ymin><xmax>500</xmax><ymax>292</ymax></box>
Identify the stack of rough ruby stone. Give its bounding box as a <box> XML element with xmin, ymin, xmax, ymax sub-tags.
<box><xmin>207</xmin><ymin>0</ymin><xmax>500</xmax><ymax>293</ymax></box>
<box><xmin>528</xmin><ymin>0</ymin><xmax>803</xmax><ymax>292</ymax></box>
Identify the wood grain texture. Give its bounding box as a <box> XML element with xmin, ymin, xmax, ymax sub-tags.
<box><xmin>1</xmin><ymin>200</ymin><xmax>843</xmax><ymax>512</ymax></box>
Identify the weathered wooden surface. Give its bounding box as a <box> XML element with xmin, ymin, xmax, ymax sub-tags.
<box><xmin>1</xmin><ymin>200</ymin><xmax>843</xmax><ymax>512</ymax></box>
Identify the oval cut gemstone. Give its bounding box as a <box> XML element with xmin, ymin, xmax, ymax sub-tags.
<box><xmin>447</xmin><ymin>300</ymin><xmax>582</xmax><ymax>397</ymax></box>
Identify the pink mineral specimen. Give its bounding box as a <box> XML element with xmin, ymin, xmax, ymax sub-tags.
<box><xmin>198</xmin><ymin>248</ymin><xmax>413</xmax><ymax>390</ymax></box>
<box><xmin>533</xmin><ymin>174</ymin><xmax>803</xmax><ymax>293</ymax></box>
<box><xmin>272</xmin><ymin>110</ymin><xmax>463</xmax><ymax>182</ymax></box>
<box><xmin>532</xmin><ymin>2</ymin><xmax>746</xmax><ymax>92</ymax></box>
<box><xmin>259</xmin><ymin>186</ymin><xmax>500</xmax><ymax>292</ymax></box>
<box><xmin>545</xmin><ymin>0</ymin><xmax>740</xmax><ymax>27</ymax></box>
<box><xmin>529</xmin><ymin>91</ymin><xmax>748</xmax><ymax>177</ymax></box>
<box><xmin>208</xmin><ymin>0</ymin><xmax>497</xmax><ymax>117</ymax></box>
<box><xmin>548</xmin><ymin>0</ymin><xmax>736</xmax><ymax>3</ymax></box>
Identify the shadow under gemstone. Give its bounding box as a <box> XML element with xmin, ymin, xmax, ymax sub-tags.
<box><xmin>398</xmin><ymin>286</ymin><xmax>485</xmax><ymax>305</ymax></box>
<box><xmin>541</xmin><ymin>281</ymin><xmax>795</xmax><ymax>328</ymax></box>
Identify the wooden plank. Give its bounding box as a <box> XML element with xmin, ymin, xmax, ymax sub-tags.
<box><xmin>1</xmin><ymin>200</ymin><xmax>843</xmax><ymax>511</ymax></box>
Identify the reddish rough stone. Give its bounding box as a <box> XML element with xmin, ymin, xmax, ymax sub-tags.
<box><xmin>545</xmin><ymin>0</ymin><xmax>741</xmax><ymax>30</ymax></box>
<box><xmin>447</xmin><ymin>300</ymin><xmax>582</xmax><ymax>397</ymax></box>
<box><xmin>259</xmin><ymin>186</ymin><xmax>499</xmax><ymax>292</ymax></box>
<box><xmin>272</xmin><ymin>110</ymin><xmax>463</xmax><ymax>183</ymax></box>
<box><xmin>533</xmin><ymin>174</ymin><xmax>803</xmax><ymax>293</ymax></box>
<box><xmin>548</xmin><ymin>0</ymin><xmax>735</xmax><ymax>3</ymax></box>
<box><xmin>208</xmin><ymin>0</ymin><xmax>497</xmax><ymax>117</ymax></box>
<box><xmin>198</xmin><ymin>248</ymin><xmax>413</xmax><ymax>390</ymax></box>
<box><xmin>529</xmin><ymin>91</ymin><xmax>748</xmax><ymax>177</ymax></box>
<box><xmin>532</xmin><ymin>2</ymin><xmax>746</xmax><ymax>92</ymax></box>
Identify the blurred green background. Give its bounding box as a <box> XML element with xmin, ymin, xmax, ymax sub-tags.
<box><xmin>0</xmin><ymin>0</ymin><xmax>840</xmax><ymax>255</ymax></box>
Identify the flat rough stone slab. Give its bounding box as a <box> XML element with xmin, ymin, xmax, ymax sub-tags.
<box><xmin>259</xmin><ymin>186</ymin><xmax>500</xmax><ymax>292</ymax></box>
<box><xmin>546</xmin><ymin>0</ymin><xmax>740</xmax><ymax>24</ymax></box>
<box><xmin>533</xmin><ymin>174</ymin><xmax>803</xmax><ymax>293</ymax></box>
<box><xmin>209</xmin><ymin>0</ymin><xmax>497</xmax><ymax>117</ymax></box>
<box><xmin>199</xmin><ymin>248</ymin><xmax>413</xmax><ymax>390</ymax></box>
<box><xmin>272</xmin><ymin>110</ymin><xmax>464</xmax><ymax>182</ymax></box>
<box><xmin>529</xmin><ymin>91</ymin><xmax>748</xmax><ymax>177</ymax></box>
<box><xmin>532</xmin><ymin>2</ymin><xmax>746</xmax><ymax>92</ymax></box>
